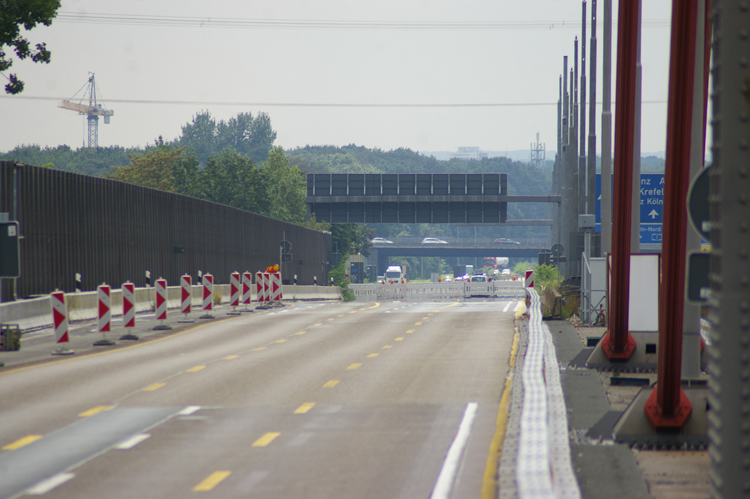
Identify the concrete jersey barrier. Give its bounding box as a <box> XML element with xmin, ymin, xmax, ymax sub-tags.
<box><xmin>0</xmin><ymin>284</ymin><xmax>341</xmax><ymax>332</ymax></box>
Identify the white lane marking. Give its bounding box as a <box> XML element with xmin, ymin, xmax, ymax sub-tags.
<box><xmin>26</xmin><ymin>473</ymin><xmax>75</xmax><ymax>495</ymax></box>
<box><xmin>430</xmin><ymin>402</ymin><xmax>478</xmax><ymax>499</ymax></box>
<box><xmin>115</xmin><ymin>433</ymin><xmax>151</xmax><ymax>449</ymax></box>
<box><xmin>502</xmin><ymin>301</ymin><xmax>512</xmax><ymax>313</ymax></box>
<box><xmin>177</xmin><ymin>405</ymin><xmax>201</xmax><ymax>416</ymax></box>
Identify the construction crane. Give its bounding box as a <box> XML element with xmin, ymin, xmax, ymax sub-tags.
<box><xmin>58</xmin><ymin>74</ymin><xmax>114</xmax><ymax>148</ymax></box>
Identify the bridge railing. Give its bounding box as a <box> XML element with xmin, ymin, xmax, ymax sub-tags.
<box><xmin>382</xmin><ymin>236</ymin><xmax>547</xmax><ymax>248</ymax></box>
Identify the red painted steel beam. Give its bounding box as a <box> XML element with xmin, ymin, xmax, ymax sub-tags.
<box><xmin>644</xmin><ymin>0</ymin><xmax>699</xmax><ymax>429</ymax></box>
<box><xmin>603</xmin><ymin>0</ymin><xmax>639</xmax><ymax>360</ymax></box>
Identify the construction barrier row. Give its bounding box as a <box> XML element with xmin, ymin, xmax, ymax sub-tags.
<box><xmin>1</xmin><ymin>282</ymin><xmax>342</xmax><ymax>333</ymax></box>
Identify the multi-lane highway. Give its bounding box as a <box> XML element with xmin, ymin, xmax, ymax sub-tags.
<box><xmin>0</xmin><ymin>295</ymin><xmax>525</xmax><ymax>498</ymax></box>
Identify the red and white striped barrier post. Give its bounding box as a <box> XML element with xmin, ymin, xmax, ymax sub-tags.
<box><xmin>263</xmin><ymin>272</ymin><xmax>271</xmax><ymax>303</ymax></box>
<box><xmin>255</xmin><ymin>272</ymin><xmax>264</xmax><ymax>305</ymax></box>
<box><xmin>94</xmin><ymin>283</ymin><xmax>115</xmax><ymax>346</ymax></box>
<box><xmin>51</xmin><ymin>290</ymin><xmax>74</xmax><ymax>355</ymax></box>
<box><xmin>228</xmin><ymin>272</ymin><xmax>241</xmax><ymax>315</ymax></box>
<box><xmin>525</xmin><ymin>270</ymin><xmax>535</xmax><ymax>289</ymax></box>
<box><xmin>119</xmin><ymin>282</ymin><xmax>139</xmax><ymax>340</ymax></box>
<box><xmin>179</xmin><ymin>274</ymin><xmax>194</xmax><ymax>323</ymax></box>
<box><xmin>270</xmin><ymin>272</ymin><xmax>283</xmax><ymax>304</ymax></box>
<box><xmin>242</xmin><ymin>272</ymin><xmax>254</xmax><ymax>312</ymax></box>
<box><xmin>153</xmin><ymin>278</ymin><xmax>172</xmax><ymax>330</ymax></box>
<box><xmin>200</xmin><ymin>273</ymin><xmax>215</xmax><ymax>319</ymax></box>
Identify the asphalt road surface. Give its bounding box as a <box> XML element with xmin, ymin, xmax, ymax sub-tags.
<box><xmin>0</xmin><ymin>298</ymin><xmax>523</xmax><ymax>499</ymax></box>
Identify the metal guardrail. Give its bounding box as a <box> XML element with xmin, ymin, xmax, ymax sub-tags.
<box><xmin>349</xmin><ymin>281</ymin><xmax>522</xmax><ymax>301</ymax></box>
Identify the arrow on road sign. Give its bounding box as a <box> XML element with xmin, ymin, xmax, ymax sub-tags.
<box><xmin>648</xmin><ymin>210</ymin><xmax>659</xmax><ymax>219</ymax></box>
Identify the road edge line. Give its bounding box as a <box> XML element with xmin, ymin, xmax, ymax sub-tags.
<box><xmin>481</xmin><ymin>373</ymin><xmax>514</xmax><ymax>499</ymax></box>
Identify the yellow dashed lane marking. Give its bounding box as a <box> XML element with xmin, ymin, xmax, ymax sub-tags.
<box><xmin>252</xmin><ymin>432</ymin><xmax>280</xmax><ymax>447</ymax></box>
<box><xmin>323</xmin><ymin>379</ymin><xmax>340</xmax><ymax>388</ymax></box>
<box><xmin>223</xmin><ymin>355</ymin><xmax>238</xmax><ymax>360</ymax></box>
<box><xmin>294</xmin><ymin>402</ymin><xmax>315</xmax><ymax>414</ymax></box>
<box><xmin>276</xmin><ymin>339</ymin><xmax>287</xmax><ymax>343</ymax></box>
<box><xmin>349</xmin><ymin>311</ymin><xmax>357</xmax><ymax>314</ymax></box>
<box><xmin>252</xmin><ymin>347</ymin><xmax>267</xmax><ymax>352</ymax></box>
<box><xmin>405</xmin><ymin>329</ymin><xmax>415</xmax><ymax>334</ymax></box>
<box><xmin>422</xmin><ymin>317</ymin><xmax>429</xmax><ymax>320</ymax></box>
<box><xmin>326</xmin><ymin>318</ymin><xmax>335</xmax><ymax>322</ymax></box>
<box><xmin>395</xmin><ymin>337</ymin><xmax>404</xmax><ymax>341</ymax></box>
<box><xmin>296</xmin><ymin>331</ymin><xmax>307</xmax><ymax>335</ymax></box>
<box><xmin>366</xmin><ymin>353</ymin><xmax>379</xmax><ymax>358</ymax></box>
<box><xmin>3</xmin><ymin>435</ymin><xmax>42</xmax><ymax>450</ymax></box>
<box><xmin>143</xmin><ymin>382</ymin><xmax>166</xmax><ymax>392</ymax></box>
<box><xmin>337</xmin><ymin>314</ymin><xmax>345</xmax><ymax>317</ymax></box>
<box><xmin>186</xmin><ymin>365</ymin><xmax>205</xmax><ymax>373</ymax></box>
<box><xmin>79</xmin><ymin>405</ymin><xmax>115</xmax><ymax>417</ymax></box>
<box><xmin>428</xmin><ymin>313</ymin><xmax>433</xmax><ymax>316</ymax></box>
<box><xmin>368</xmin><ymin>302</ymin><xmax>381</xmax><ymax>309</ymax></box>
<box><xmin>382</xmin><ymin>345</ymin><xmax>393</xmax><ymax>349</ymax></box>
<box><xmin>313</xmin><ymin>323</ymin><xmax>323</xmax><ymax>327</ymax></box>
<box><xmin>347</xmin><ymin>363</ymin><xmax>362</xmax><ymax>370</ymax></box>
<box><xmin>193</xmin><ymin>471</ymin><xmax>231</xmax><ymax>491</ymax></box>
<box><xmin>415</xmin><ymin>322</ymin><xmax>422</xmax><ymax>326</ymax></box>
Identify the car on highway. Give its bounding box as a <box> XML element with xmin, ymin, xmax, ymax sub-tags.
<box><xmin>371</xmin><ymin>237</ymin><xmax>394</xmax><ymax>244</ymax></box>
<box><xmin>502</xmin><ymin>268</ymin><xmax>511</xmax><ymax>275</ymax></box>
<box><xmin>422</xmin><ymin>237</ymin><xmax>448</xmax><ymax>244</ymax></box>
<box><xmin>470</xmin><ymin>274</ymin><xmax>488</xmax><ymax>282</ymax></box>
<box><xmin>494</xmin><ymin>238</ymin><xmax>520</xmax><ymax>245</ymax></box>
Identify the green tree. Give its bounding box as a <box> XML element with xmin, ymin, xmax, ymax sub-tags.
<box><xmin>261</xmin><ymin>147</ymin><xmax>306</xmax><ymax>224</ymax></box>
<box><xmin>178</xmin><ymin>111</ymin><xmax>277</xmax><ymax>165</ymax></box>
<box><xmin>107</xmin><ymin>148</ymin><xmax>197</xmax><ymax>193</ymax></box>
<box><xmin>198</xmin><ymin>148</ymin><xmax>267</xmax><ymax>214</ymax></box>
<box><xmin>1</xmin><ymin>0</ymin><xmax>61</xmax><ymax>94</ymax></box>
<box><xmin>330</xmin><ymin>224</ymin><xmax>373</xmax><ymax>256</ymax></box>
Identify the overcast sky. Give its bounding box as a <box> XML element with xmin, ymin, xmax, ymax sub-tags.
<box><xmin>0</xmin><ymin>0</ymin><xmax>676</xmax><ymax>157</ymax></box>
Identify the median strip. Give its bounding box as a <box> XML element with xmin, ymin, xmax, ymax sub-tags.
<box><xmin>142</xmin><ymin>382</ymin><xmax>166</xmax><ymax>392</ymax></box>
<box><xmin>193</xmin><ymin>471</ymin><xmax>231</xmax><ymax>491</ymax></box>
<box><xmin>2</xmin><ymin>434</ymin><xmax>42</xmax><ymax>450</ymax></box>
<box><xmin>79</xmin><ymin>405</ymin><xmax>115</xmax><ymax>417</ymax></box>
<box><xmin>252</xmin><ymin>432</ymin><xmax>280</xmax><ymax>447</ymax></box>
<box><xmin>294</xmin><ymin>402</ymin><xmax>315</xmax><ymax>414</ymax></box>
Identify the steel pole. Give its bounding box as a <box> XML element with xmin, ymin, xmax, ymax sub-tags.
<box><xmin>601</xmin><ymin>0</ymin><xmax>613</xmax><ymax>255</ymax></box>
<box><xmin>681</xmin><ymin>0</ymin><xmax>707</xmax><ymax>381</ymax></box>
<box><xmin>602</xmin><ymin>0</ymin><xmax>639</xmax><ymax>360</ymax></box>
<box><xmin>587</xmin><ymin>0</ymin><xmax>597</xmax><ymax>218</ymax></box>
<box><xmin>579</xmin><ymin>3</ymin><xmax>588</xmax><ymax>219</ymax></box>
<box><xmin>644</xmin><ymin>0</ymin><xmax>698</xmax><ymax>430</ymax></box>
<box><xmin>631</xmin><ymin>0</ymin><xmax>643</xmax><ymax>254</ymax></box>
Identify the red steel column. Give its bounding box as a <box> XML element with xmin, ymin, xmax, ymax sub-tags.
<box><xmin>602</xmin><ymin>0</ymin><xmax>639</xmax><ymax>360</ymax></box>
<box><xmin>644</xmin><ymin>0</ymin><xmax>698</xmax><ymax>429</ymax></box>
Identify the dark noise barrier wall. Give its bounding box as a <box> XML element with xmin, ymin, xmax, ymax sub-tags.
<box><xmin>0</xmin><ymin>162</ymin><xmax>332</xmax><ymax>301</ymax></box>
